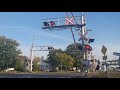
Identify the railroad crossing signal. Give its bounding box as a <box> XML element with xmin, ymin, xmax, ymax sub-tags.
<box><xmin>65</xmin><ymin>17</ymin><xmax>74</xmax><ymax>25</ymax></box>
<box><xmin>44</xmin><ymin>22</ymin><xmax>49</xmax><ymax>26</ymax></box>
<box><xmin>78</xmin><ymin>32</ymin><xmax>88</xmax><ymax>41</ymax></box>
<box><xmin>44</xmin><ymin>21</ymin><xmax>56</xmax><ymax>27</ymax></box>
<box><xmin>85</xmin><ymin>44</ymin><xmax>92</xmax><ymax>51</ymax></box>
<box><xmin>50</xmin><ymin>21</ymin><xmax>55</xmax><ymax>26</ymax></box>
<box><xmin>42</xmin><ymin>15</ymin><xmax>85</xmax><ymax>30</ymax></box>
<box><xmin>41</xmin><ymin>12</ymin><xmax>95</xmax><ymax>75</ymax></box>
<box><xmin>48</xmin><ymin>46</ymin><xmax>54</xmax><ymax>50</ymax></box>
<box><xmin>88</xmin><ymin>39</ymin><xmax>95</xmax><ymax>44</ymax></box>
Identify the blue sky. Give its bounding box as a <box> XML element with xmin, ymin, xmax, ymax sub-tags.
<box><xmin>0</xmin><ymin>12</ymin><xmax>120</xmax><ymax>61</ymax></box>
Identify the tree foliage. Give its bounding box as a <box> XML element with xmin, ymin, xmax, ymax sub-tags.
<box><xmin>65</xmin><ymin>43</ymin><xmax>83</xmax><ymax>68</ymax></box>
<box><xmin>0</xmin><ymin>36</ymin><xmax>21</xmax><ymax>70</ymax></box>
<box><xmin>47</xmin><ymin>49</ymin><xmax>75</xmax><ymax>71</ymax></box>
<box><xmin>33</xmin><ymin>56</ymin><xmax>40</xmax><ymax>71</ymax></box>
<box><xmin>55</xmin><ymin>52</ymin><xmax>75</xmax><ymax>70</ymax></box>
<box><xmin>15</xmin><ymin>55</ymin><xmax>28</xmax><ymax>72</ymax></box>
<box><xmin>46</xmin><ymin>49</ymin><xmax>64</xmax><ymax>69</ymax></box>
<box><xmin>15</xmin><ymin>58</ymin><xmax>25</xmax><ymax>72</ymax></box>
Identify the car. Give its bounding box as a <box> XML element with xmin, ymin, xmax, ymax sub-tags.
<box><xmin>117</xmin><ymin>69</ymin><xmax>120</xmax><ymax>72</ymax></box>
<box><xmin>45</xmin><ymin>70</ymin><xmax>50</xmax><ymax>72</ymax></box>
<box><xmin>49</xmin><ymin>69</ymin><xmax>57</xmax><ymax>72</ymax></box>
<box><xmin>77</xmin><ymin>69</ymin><xmax>81</xmax><ymax>72</ymax></box>
<box><xmin>4</xmin><ymin>68</ymin><xmax>14</xmax><ymax>72</ymax></box>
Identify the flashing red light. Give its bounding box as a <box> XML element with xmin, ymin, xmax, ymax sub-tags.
<box><xmin>85</xmin><ymin>44</ymin><xmax>92</xmax><ymax>51</ymax></box>
<box><xmin>50</xmin><ymin>21</ymin><xmax>55</xmax><ymax>26</ymax></box>
<box><xmin>85</xmin><ymin>44</ymin><xmax>90</xmax><ymax>49</ymax></box>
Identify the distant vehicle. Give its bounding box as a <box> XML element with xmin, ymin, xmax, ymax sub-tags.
<box><xmin>45</xmin><ymin>70</ymin><xmax>50</xmax><ymax>72</ymax></box>
<box><xmin>117</xmin><ymin>69</ymin><xmax>120</xmax><ymax>72</ymax></box>
<box><xmin>77</xmin><ymin>69</ymin><xmax>81</xmax><ymax>72</ymax></box>
<box><xmin>69</xmin><ymin>67</ymin><xmax>76</xmax><ymax>71</ymax></box>
<box><xmin>49</xmin><ymin>69</ymin><xmax>57</xmax><ymax>72</ymax></box>
<box><xmin>4</xmin><ymin>68</ymin><xmax>14</xmax><ymax>72</ymax></box>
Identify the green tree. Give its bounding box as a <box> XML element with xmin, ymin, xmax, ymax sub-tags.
<box><xmin>15</xmin><ymin>59</ymin><xmax>26</xmax><ymax>72</ymax></box>
<box><xmin>33</xmin><ymin>56</ymin><xmax>40</xmax><ymax>71</ymax></box>
<box><xmin>15</xmin><ymin>55</ymin><xmax>28</xmax><ymax>72</ymax></box>
<box><xmin>0</xmin><ymin>36</ymin><xmax>21</xmax><ymax>70</ymax></box>
<box><xmin>46</xmin><ymin>49</ymin><xmax>64</xmax><ymax>70</ymax></box>
<box><xmin>65</xmin><ymin>43</ymin><xmax>83</xmax><ymax>69</ymax></box>
<box><xmin>55</xmin><ymin>52</ymin><xmax>75</xmax><ymax>71</ymax></box>
<box><xmin>47</xmin><ymin>49</ymin><xmax>74</xmax><ymax>71</ymax></box>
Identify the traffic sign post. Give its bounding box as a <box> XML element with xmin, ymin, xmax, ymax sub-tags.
<box><xmin>101</xmin><ymin>45</ymin><xmax>107</xmax><ymax>55</ymax></box>
<box><xmin>113</xmin><ymin>52</ymin><xmax>120</xmax><ymax>56</ymax></box>
<box><xmin>101</xmin><ymin>45</ymin><xmax>108</xmax><ymax>78</ymax></box>
<box><xmin>103</xmin><ymin>55</ymin><xmax>107</xmax><ymax>60</ymax></box>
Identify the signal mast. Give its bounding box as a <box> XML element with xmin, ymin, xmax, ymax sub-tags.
<box><xmin>29</xmin><ymin>35</ymin><xmax>54</xmax><ymax>72</ymax></box>
<box><xmin>42</xmin><ymin>12</ymin><xmax>95</xmax><ymax>72</ymax></box>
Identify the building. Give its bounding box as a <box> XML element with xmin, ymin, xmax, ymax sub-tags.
<box><xmin>39</xmin><ymin>56</ymin><xmax>51</xmax><ymax>71</ymax></box>
<box><xmin>39</xmin><ymin>61</ymin><xmax>50</xmax><ymax>71</ymax></box>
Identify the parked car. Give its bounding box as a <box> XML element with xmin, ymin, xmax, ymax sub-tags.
<box><xmin>4</xmin><ymin>68</ymin><xmax>14</xmax><ymax>72</ymax></box>
<box><xmin>49</xmin><ymin>69</ymin><xmax>57</xmax><ymax>72</ymax></box>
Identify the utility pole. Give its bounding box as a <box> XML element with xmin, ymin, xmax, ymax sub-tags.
<box><xmin>105</xmin><ymin>57</ymin><xmax>108</xmax><ymax>77</ymax></box>
<box><xmin>115</xmin><ymin>55</ymin><xmax>117</xmax><ymax>68</ymax></box>
<box><xmin>81</xmin><ymin>12</ymin><xmax>86</xmax><ymax>60</ymax></box>
<box><xmin>29</xmin><ymin>34</ymin><xmax>54</xmax><ymax>72</ymax></box>
<box><xmin>81</xmin><ymin>12</ymin><xmax>87</xmax><ymax>76</ymax></box>
<box><xmin>29</xmin><ymin>35</ymin><xmax>35</xmax><ymax>72</ymax></box>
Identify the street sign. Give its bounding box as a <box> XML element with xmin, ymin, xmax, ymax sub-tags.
<box><xmin>103</xmin><ymin>55</ymin><xmax>107</xmax><ymax>60</ymax></box>
<box><xmin>113</xmin><ymin>52</ymin><xmax>120</xmax><ymax>56</ymax></box>
<box><xmin>101</xmin><ymin>45</ymin><xmax>107</xmax><ymax>55</ymax></box>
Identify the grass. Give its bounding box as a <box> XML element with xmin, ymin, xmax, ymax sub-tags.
<box><xmin>87</xmin><ymin>71</ymin><xmax>120</xmax><ymax>78</ymax></box>
<box><xmin>0</xmin><ymin>71</ymin><xmax>77</xmax><ymax>75</ymax></box>
<box><xmin>0</xmin><ymin>71</ymin><xmax>120</xmax><ymax>78</ymax></box>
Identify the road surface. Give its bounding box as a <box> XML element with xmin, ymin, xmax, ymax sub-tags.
<box><xmin>0</xmin><ymin>73</ymin><xmax>86</xmax><ymax>78</ymax></box>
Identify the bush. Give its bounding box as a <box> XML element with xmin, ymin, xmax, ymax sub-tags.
<box><xmin>15</xmin><ymin>59</ymin><xmax>26</xmax><ymax>72</ymax></box>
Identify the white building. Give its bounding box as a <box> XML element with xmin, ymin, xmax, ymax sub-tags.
<box><xmin>39</xmin><ymin>58</ymin><xmax>51</xmax><ymax>71</ymax></box>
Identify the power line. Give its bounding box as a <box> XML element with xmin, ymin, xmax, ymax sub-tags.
<box><xmin>71</xmin><ymin>12</ymin><xmax>78</xmax><ymax>25</ymax></box>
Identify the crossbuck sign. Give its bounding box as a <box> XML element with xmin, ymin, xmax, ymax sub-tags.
<box><xmin>78</xmin><ymin>32</ymin><xmax>88</xmax><ymax>41</ymax></box>
<box><xmin>65</xmin><ymin>17</ymin><xmax>74</xmax><ymax>25</ymax></box>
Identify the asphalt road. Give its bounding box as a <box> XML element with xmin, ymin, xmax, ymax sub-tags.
<box><xmin>0</xmin><ymin>73</ymin><xmax>86</xmax><ymax>78</ymax></box>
